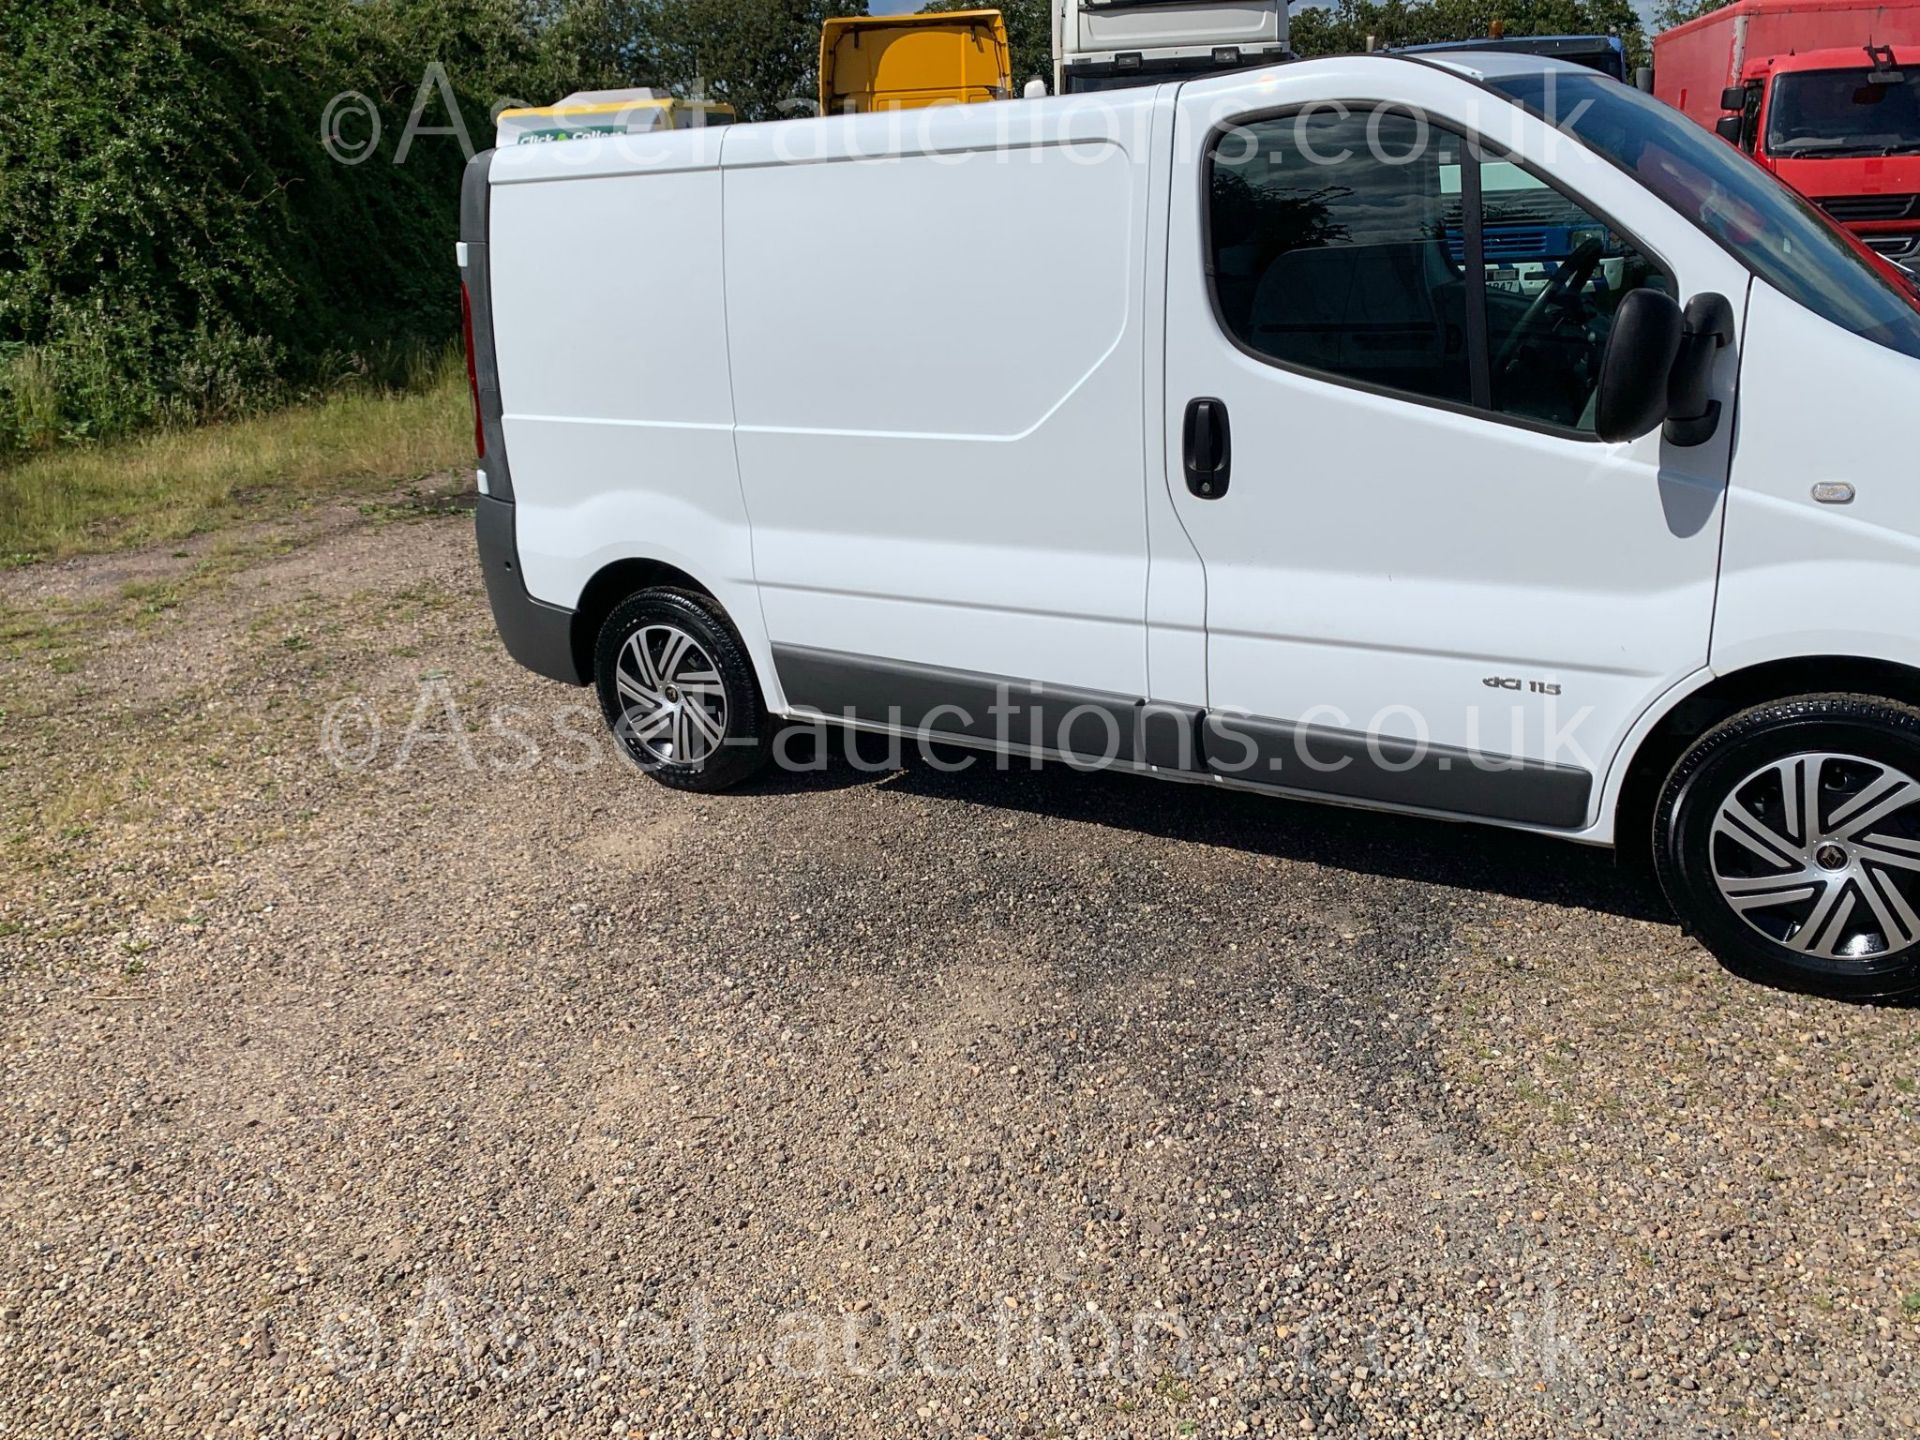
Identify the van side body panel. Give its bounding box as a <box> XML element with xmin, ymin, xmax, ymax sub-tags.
<box><xmin>1712</xmin><ymin>280</ymin><xmax>1920</xmax><ymax>680</ymax></box>
<box><xmin>722</xmin><ymin>99</ymin><xmax>1159</xmax><ymax>708</ymax></box>
<box><xmin>1140</xmin><ymin>88</ymin><xmax>1210</xmax><ymax>710</ymax></box>
<box><xmin>463</xmin><ymin>149</ymin><xmax>582</xmax><ymax>684</ymax></box>
<box><xmin>1165</xmin><ymin>62</ymin><xmax>1750</xmax><ymax>839</ymax></box>
<box><xmin>484</xmin><ymin>132</ymin><xmax>784</xmax><ymax>707</ymax></box>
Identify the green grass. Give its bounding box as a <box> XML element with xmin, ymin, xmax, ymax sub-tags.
<box><xmin>0</xmin><ymin>354</ymin><xmax>471</xmax><ymax>567</ymax></box>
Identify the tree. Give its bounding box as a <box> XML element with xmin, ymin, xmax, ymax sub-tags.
<box><xmin>538</xmin><ymin>0</ymin><xmax>867</xmax><ymax>119</ymax></box>
<box><xmin>1649</xmin><ymin>0</ymin><xmax>1732</xmax><ymax>31</ymax></box>
<box><xmin>0</xmin><ymin>0</ymin><xmax>548</xmax><ymax>451</ymax></box>
<box><xmin>1290</xmin><ymin>0</ymin><xmax>1648</xmax><ymax>70</ymax></box>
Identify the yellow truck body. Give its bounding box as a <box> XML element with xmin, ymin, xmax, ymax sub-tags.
<box><xmin>495</xmin><ymin>90</ymin><xmax>734</xmax><ymax>146</ymax></box>
<box><xmin>818</xmin><ymin>11</ymin><xmax>1013</xmax><ymax>114</ymax></box>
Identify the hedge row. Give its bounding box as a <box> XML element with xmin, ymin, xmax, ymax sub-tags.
<box><xmin>1</xmin><ymin>0</ymin><xmax>540</xmax><ymax>454</ymax></box>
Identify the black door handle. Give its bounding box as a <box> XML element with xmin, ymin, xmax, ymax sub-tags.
<box><xmin>1183</xmin><ymin>397</ymin><xmax>1230</xmax><ymax>499</ymax></box>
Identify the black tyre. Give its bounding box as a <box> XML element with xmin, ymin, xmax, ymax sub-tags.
<box><xmin>593</xmin><ymin>587</ymin><xmax>772</xmax><ymax>792</ymax></box>
<box><xmin>1653</xmin><ymin>694</ymin><xmax>1920</xmax><ymax>1001</ymax></box>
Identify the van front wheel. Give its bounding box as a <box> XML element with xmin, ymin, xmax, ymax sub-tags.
<box><xmin>1653</xmin><ymin>694</ymin><xmax>1920</xmax><ymax>1001</ymax></box>
<box><xmin>593</xmin><ymin>588</ymin><xmax>772</xmax><ymax>792</ymax></box>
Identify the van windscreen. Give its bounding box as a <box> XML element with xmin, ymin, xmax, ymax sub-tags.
<box><xmin>1485</xmin><ymin>68</ymin><xmax>1920</xmax><ymax>361</ymax></box>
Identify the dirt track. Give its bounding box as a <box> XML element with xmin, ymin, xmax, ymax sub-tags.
<box><xmin>1</xmin><ymin>490</ymin><xmax>1916</xmax><ymax>1438</ymax></box>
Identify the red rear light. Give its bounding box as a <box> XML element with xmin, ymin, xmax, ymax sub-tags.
<box><xmin>460</xmin><ymin>281</ymin><xmax>485</xmax><ymax>459</ymax></box>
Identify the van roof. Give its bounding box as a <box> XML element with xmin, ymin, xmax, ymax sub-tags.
<box><xmin>489</xmin><ymin>52</ymin><xmax>1599</xmax><ymax>185</ymax></box>
<box><xmin>1411</xmin><ymin>51</ymin><xmax>1601</xmax><ymax>83</ymax></box>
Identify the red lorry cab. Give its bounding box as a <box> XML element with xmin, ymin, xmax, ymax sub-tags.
<box><xmin>1655</xmin><ymin>0</ymin><xmax>1920</xmax><ymax>276</ymax></box>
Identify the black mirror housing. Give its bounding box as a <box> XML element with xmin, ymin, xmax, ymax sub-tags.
<box><xmin>1594</xmin><ymin>289</ymin><xmax>1684</xmax><ymax>443</ymax></box>
<box><xmin>1665</xmin><ymin>293</ymin><xmax>1736</xmax><ymax>446</ymax></box>
<box><xmin>1719</xmin><ymin>85</ymin><xmax>1748</xmax><ymax>111</ymax></box>
<box><xmin>1713</xmin><ymin>114</ymin><xmax>1744</xmax><ymax>142</ymax></box>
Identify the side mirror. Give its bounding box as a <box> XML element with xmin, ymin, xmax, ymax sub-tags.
<box><xmin>1719</xmin><ymin>85</ymin><xmax>1748</xmax><ymax>111</ymax></box>
<box><xmin>1594</xmin><ymin>289</ymin><xmax>1684</xmax><ymax>442</ymax></box>
<box><xmin>1713</xmin><ymin>114</ymin><xmax>1743</xmax><ymax>143</ymax></box>
<box><xmin>1665</xmin><ymin>292</ymin><xmax>1736</xmax><ymax>446</ymax></box>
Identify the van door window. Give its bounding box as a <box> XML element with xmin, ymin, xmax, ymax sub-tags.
<box><xmin>1469</xmin><ymin>163</ymin><xmax>1671</xmax><ymax>431</ymax></box>
<box><xmin>1207</xmin><ymin>108</ymin><xmax>1669</xmax><ymax>436</ymax></box>
<box><xmin>1208</xmin><ymin>110</ymin><xmax>1472</xmax><ymax>406</ymax></box>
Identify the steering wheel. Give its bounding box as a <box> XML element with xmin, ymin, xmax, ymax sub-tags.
<box><xmin>1494</xmin><ymin>237</ymin><xmax>1606</xmax><ymax>373</ymax></box>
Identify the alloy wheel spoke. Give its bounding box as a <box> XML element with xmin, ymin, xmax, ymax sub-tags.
<box><xmin>655</xmin><ymin>631</ymin><xmax>692</xmax><ymax>688</ymax></box>
<box><xmin>684</xmin><ymin>701</ymin><xmax>725</xmax><ymax>747</ymax></box>
<box><xmin>1719</xmin><ymin>867</ymin><xmax>1821</xmax><ymax>896</ymax></box>
<box><xmin>1725</xmin><ymin>883</ymin><xmax>1819</xmax><ymax>915</ymax></box>
<box><xmin>626</xmin><ymin>633</ymin><xmax>662</xmax><ymax>691</ymax></box>
<box><xmin>617</xmin><ymin>669</ymin><xmax>665</xmax><ymax>711</ymax></box>
<box><xmin>1859</xmin><ymin>866</ymin><xmax>1920</xmax><ymax>950</ymax></box>
<box><xmin>1713</xmin><ymin>801</ymin><xmax>1803</xmax><ymax>869</ymax></box>
<box><xmin>1787</xmin><ymin>880</ymin><xmax>1852</xmax><ymax>955</ymax></box>
<box><xmin>1856</xmin><ymin>840</ymin><xmax>1920</xmax><ymax>874</ymax></box>
<box><xmin>1796</xmin><ymin>756</ymin><xmax>1823</xmax><ymax>845</ymax></box>
<box><xmin>1768</xmin><ymin>756</ymin><xmax>1813</xmax><ymax>845</ymax></box>
<box><xmin>628</xmin><ymin>705</ymin><xmax>674</xmax><ymax>740</ymax></box>
<box><xmin>1833</xmin><ymin>773</ymin><xmax>1920</xmax><ymax>838</ymax></box>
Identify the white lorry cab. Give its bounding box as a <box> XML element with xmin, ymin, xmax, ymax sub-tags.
<box><xmin>1052</xmin><ymin>0</ymin><xmax>1290</xmax><ymax>94</ymax></box>
<box><xmin>460</xmin><ymin>54</ymin><xmax>1920</xmax><ymax>1000</ymax></box>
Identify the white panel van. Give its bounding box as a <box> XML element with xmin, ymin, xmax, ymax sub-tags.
<box><xmin>460</xmin><ymin>55</ymin><xmax>1920</xmax><ymax>1000</ymax></box>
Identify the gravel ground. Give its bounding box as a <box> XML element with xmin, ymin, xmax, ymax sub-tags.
<box><xmin>1</xmin><ymin>491</ymin><xmax>1916</xmax><ymax>1439</ymax></box>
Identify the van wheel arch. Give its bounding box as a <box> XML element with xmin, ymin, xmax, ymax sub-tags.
<box><xmin>570</xmin><ymin>559</ymin><xmax>715</xmax><ymax>684</ymax></box>
<box><xmin>1616</xmin><ymin>655</ymin><xmax>1920</xmax><ymax>871</ymax></box>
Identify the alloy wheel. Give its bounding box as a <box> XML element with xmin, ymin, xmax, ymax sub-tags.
<box><xmin>1710</xmin><ymin>752</ymin><xmax>1920</xmax><ymax>960</ymax></box>
<box><xmin>611</xmin><ymin>623</ymin><xmax>728</xmax><ymax>767</ymax></box>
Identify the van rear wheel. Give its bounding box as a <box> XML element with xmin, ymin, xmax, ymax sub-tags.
<box><xmin>1653</xmin><ymin>694</ymin><xmax>1920</xmax><ymax>1001</ymax></box>
<box><xmin>593</xmin><ymin>588</ymin><xmax>772</xmax><ymax>792</ymax></box>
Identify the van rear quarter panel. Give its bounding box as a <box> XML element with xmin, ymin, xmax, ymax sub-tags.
<box><xmin>486</xmin><ymin>134</ymin><xmax>770</xmax><ymax>694</ymax></box>
<box><xmin>722</xmin><ymin>100</ymin><xmax>1156</xmax><ymax>696</ymax></box>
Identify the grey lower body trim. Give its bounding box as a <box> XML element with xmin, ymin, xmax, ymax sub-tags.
<box><xmin>773</xmin><ymin>644</ymin><xmax>1202</xmax><ymax>770</ymax></box>
<box><xmin>771</xmin><ymin>644</ymin><xmax>1591</xmax><ymax>829</ymax></box>
<box><xmin>476</xmin><ymin>496</ymin><xmax>583</xmax><ymax>685</ymax></box>
<box><xmin>1202</xmin><ymin>714</ymin><xmax>1591</xmax><ymax>829</ymax></box>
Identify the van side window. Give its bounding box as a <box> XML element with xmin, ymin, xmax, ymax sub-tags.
<box><xmin>1208</xmin><ymin>109</ymin><xmax>1670</xmax><ymax>436</ymax></box>
<box><xmin>1209</xmin><ymin>111</ymin><xmax>1472</xmax><ymax>406</ymax></box>
<box><xmin>1474</xmin><ymin>163</ymin><xmax>1669</xmax><ymax>431</ymax></box>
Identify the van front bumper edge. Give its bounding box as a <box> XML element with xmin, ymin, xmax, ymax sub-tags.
<box><xmin>475</xmin><ymin>495</ymin><xmax>584</xmax><ymax>686</ymax></box>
